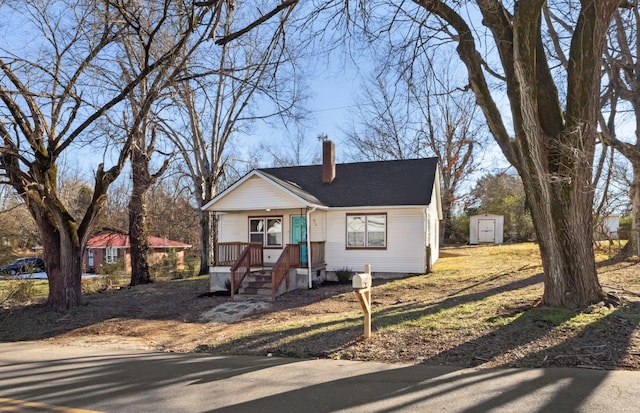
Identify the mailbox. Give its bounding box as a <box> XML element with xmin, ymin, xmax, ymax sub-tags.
<box><xmin>352</xmin><ymin>273</ymin><xmax>371</xmax><ymax>289</ymax></box>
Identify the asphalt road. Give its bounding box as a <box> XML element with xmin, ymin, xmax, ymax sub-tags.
<box><xmin>1</xmin><ymin>342</ymin><xmax>639</xmax><ymax>412</ymax></box>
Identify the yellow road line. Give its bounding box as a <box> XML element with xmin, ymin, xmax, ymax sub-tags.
<box><xmin>0</xmin><ymin>398</ymin><xmax>104</xmax><ymax>413</ymax></box>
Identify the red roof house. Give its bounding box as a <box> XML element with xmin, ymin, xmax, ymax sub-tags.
<box><xmin>84</xmin><ymin>232</ymin><xmax>192</xmax><ymax>274</ymax></box>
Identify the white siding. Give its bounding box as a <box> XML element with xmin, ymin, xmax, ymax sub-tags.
<box><xmin>218</xmin><ymin>213</ymin><xmax>246</xmax><ymax>243</ymax></box>
<box><xmin>426</xmin><ymin>185</ymin><xmax>440</xmax><ymax>264</ymax></box>
<box><xmin>218</xmin><ymin>209</ymin><xmax>317</xmax><ymax>264</ymax></box>
<box><xmin>308</xmin><ymin>210</ymin><xmax>326</xmax><ymax>242</ymax></box>
<box><xmin>324</xmin><ymin>208</ymin><xmax>427</xmax><ymax>274</ymax></box>
<box><xmin>212</xmin><ymin>176</ymin><xmax>308</xmax><ymax>211</ymax></box>
<box><xmin>469</xmin><ymin>214</ymin><xmax>504</xmax><ymax>244</ymax></box>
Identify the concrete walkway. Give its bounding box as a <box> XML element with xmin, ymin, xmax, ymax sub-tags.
<box><xmin>1</xmin><ymin>342</ymin><xmax>639</xmax><ymax>412</ymax></box>
<box><xmin>199</xmin><ymin>298</ymin><xmax>271</xmax><ymax>323</ymax></box>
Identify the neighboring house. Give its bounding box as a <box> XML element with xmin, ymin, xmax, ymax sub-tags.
<box><xmin>469</xmin><ymin>214</ymin><xmax>505</xmax><ymax>245</ymax></box>
<box><xmin>84</xmin><ymin>232</ymin><xmax>192</xmax><ymax>274</ymax></box>
<box><xmin>202</xmin><ymin>140</ymin><xmax>442</xmax><ymax>299</ymax></box>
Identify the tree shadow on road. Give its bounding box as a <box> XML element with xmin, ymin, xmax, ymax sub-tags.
<box><xmin>2</xmin><ymin>345</ymin><xmax>631</xmax><ymax>413</ymax></box>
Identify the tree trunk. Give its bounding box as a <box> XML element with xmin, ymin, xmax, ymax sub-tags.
<box><xmin>38</xmin><ymin>216</ymin><xmax>83</xmax><ymax>310</ymax></box>
<box><xmin>198</xmin><ymin>174</ymin><xmax>217</xmax><ymax>275</ymax></box>
<box><xmin>440</xmin><ymin>187</ymin><xmax>454</xmax><ymax>245</ymax></box>
<box><xmin>626</xmin><ymin>163</ymin><xmax>640</xmax><ymax>257</ymax></box>
<box><xmin>129</xmin><ymin>147</ymin><xmax>152</xmax><ymax>286</ymax></box>
<box><xmin>199</xmin><ymin>208</ymin><xmax>212</xmax><ymax>275</ymax></box>
<box><xmin>519</xmin><ymin>132</ymin><xmax>604</xmax><ymax>308</ymax></box>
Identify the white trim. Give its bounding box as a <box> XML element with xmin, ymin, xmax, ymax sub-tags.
<box><xmin>201</xmin><ymin>170</ymin><xmax>327</xmax><ymax>212</ymax></box>
<box><xmin>328</xmin><ymin>205</ymin><xmax>428</xmax><ymax>211</ymax></box>
<box><xmin>306</xmin><ymin>206</ymin><xmax>316</xmax><ymax>288</ymax></box>
<box><xmin>433</xmin><ymin>164</ymin><xmax>444</xmax><ymax>220</ymax></box>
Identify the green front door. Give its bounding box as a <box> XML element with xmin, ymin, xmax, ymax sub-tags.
<box><xmin>291</xmin><ymin>215</ymin><xmax>307</xmax><ymax>265</ymax></box>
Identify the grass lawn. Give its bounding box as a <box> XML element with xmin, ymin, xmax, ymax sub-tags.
<box><xmin>2</xmin><ymin>243</ymin><xmax>640</xmax><ymax>370</ymax></box>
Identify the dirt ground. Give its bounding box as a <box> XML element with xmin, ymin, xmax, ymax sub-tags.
<box><xmin>2</xmin><ymin>248</ymin><xmax>640</xmax><ymax>371</ymax></box>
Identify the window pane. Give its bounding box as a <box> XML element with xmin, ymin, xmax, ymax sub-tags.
<box><xmin>367</xmin><ymin>232</ymin><xmax>385</xmax><ymax>247</ymax></box>
<box><xmin>347</xmin><ymin>216</ymin><xmax>365</xmax><ymax>247</ymax></box>
<box><xmin>348</xmin><ymin>232</ymin><xmax>365</xmax><ymax>247</ymax></box>
<box><xmin>347</xmin><ymin>216</ymin><xmax>365</xmax><ymax>232</ymax></box>
<box><xmin>250</xmin><ymin>219</ymin><xmax>264</xmax><ymax>232</ymax></box>
<box><xmin>367</xmin><ymin>215</ymin><xmax>386</xmax><ymax>247</ymax></box>
<box><xmin>266</xmin><ymin>218</ymin><xmax>282</xmax><ymax>246</ymax></box>
<box><xmin>250</xmin><ymin>233</ymin><xmax>264</xmax><ymax>244</ymax></box>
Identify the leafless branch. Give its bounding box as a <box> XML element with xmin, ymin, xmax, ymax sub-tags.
<box><xmin>214</xmin><ymin>0</ymin><xmax>298</xmax><ymax>45</ymax></box>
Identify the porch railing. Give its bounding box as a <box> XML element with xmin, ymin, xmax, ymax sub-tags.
<box><xmin>216</xmin><ymin>242</ymin><xmax>257</xmax><ymax>266</ymax></box>
<box><xmin>218</xmin><ymin>241</ymin><xmax>325</xmax><ymax>268</ymax></box>
<box><xmin>309</xmin><ymin>241</ymin><xmax>325</xmax><ymax>266</ymax></box>
<box><xmin>271</xmin><ymin>244</ymin><xmax>300</xmax><ymax>300</ymax></box>
<box><xmin>229</xmin><ymin>244</ymin><xmax>263</xmax><ymax>300</ymax></box>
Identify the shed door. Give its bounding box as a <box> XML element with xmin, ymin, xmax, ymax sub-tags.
<box><xmin>478</xmin><ymin>219</ymin><xmax>496</xmax><ymax>243</ymax></box>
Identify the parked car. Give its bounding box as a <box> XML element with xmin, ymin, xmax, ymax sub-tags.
<box><xmin>0</xmin><ymin>257</ymin><xmax>45</xmax><ymax>275</ymax></box>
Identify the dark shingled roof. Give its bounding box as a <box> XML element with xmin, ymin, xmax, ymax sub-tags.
<box><xmin>259</xmin><ymin>157</ymin><xmax>439</xmax><ymax>207</ymax></box>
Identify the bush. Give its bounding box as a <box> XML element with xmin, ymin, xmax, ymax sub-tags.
<box><xmin>449</xmin><ymin>215</ymin><xmax>471</xmax><ymax>243</ymax></box>
<box><xmin>82</xmin><ymin>273</ymin><xmax>126</xmax><ymax>294</ymax></box>
<box><xmin>99</xmin><ymin>261</ymin><xmax>125</xmax><ymax>275</ymax></box>
<box><xmin>335</xmin><ymin>267</ymin><xmax>354</xmax><ymax>284</ymax></box>
<box><xmin>619</xmin><ymin>215</ymin><xmax>632</xmax><ymax>240</ymax></box>
<box><xmin>10</xmin><ymin>279</ymin><xmax>35</xmax><ymax>301</ymax></box>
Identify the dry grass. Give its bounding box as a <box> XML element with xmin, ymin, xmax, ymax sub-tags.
<box><xmin>2</xmin><ymin>243</ymin><xmax>640</xmax><ymax>370</ymax></box>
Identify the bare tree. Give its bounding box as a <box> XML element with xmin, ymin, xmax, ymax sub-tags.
<box><xmin>322</xmin><ymin>1</ymin><xmax>621</xmax><ymax>307</ymax></box>
<box><xmin>543</xmin><ymin>2</ymin><xmax>636</xmax><ymax>252</ymax></box>
<box><xmin>112</xmin><ymin>0</ymin><xmax>214</xmax><ymax>286</ymax></box>
<box><xmin>0</xmin><ymin>1</ymin><xmax>210</xmax><ymax>309</ymax></box>
<box><xmin>257</xmin><ymin>132</ymin><xmax>319</xmax><ymax>167</ymax></box>
<box><xmin>596</xmin><ymin>1</ymin><xmax>640</xmax><ymax>256</ymax></box>
<box><xmin>345</xmin><ymin>54</ymin><xmax>485</xmax><ymax>244</ymax></box>
<box><xmin>170</xmin><ymin>1</ymin><xmax>306</xmax><ymax>273</ymax></box>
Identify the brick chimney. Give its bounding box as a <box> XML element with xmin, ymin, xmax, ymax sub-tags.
<box><xmin>322</xmin><ymin>140</ymin><xmax>336</xmax><ymax>184</ymax></box>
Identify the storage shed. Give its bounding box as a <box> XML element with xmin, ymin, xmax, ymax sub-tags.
<box><xmin>469</xmin><ymin>214</ymin><xmax>504</xmax><ymax>244</ymax></box>
<box><xmin>595</xmin><ymin>215</ymin><xmax>620</xmax><ymax>240</ymax></box>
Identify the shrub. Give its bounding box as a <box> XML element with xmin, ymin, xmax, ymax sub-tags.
<box><xmin>99</xmin><ymin>261</ymin><xmax>125</xmax><ymax>276</ymax></box>
<box><xmin>335</xmin><ymin>267</ymin><xmax>354</xmax><ymax>284</ymax></box>
<box><xmin>0</xmin><ymin>278</ymin><xmax>37</xmax><ymax>304</ymax></box>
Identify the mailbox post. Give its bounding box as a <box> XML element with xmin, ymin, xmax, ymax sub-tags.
<box><xmin>352</xmin><ymin>264</ymin><xmax>372</xmax><ymax>338</ymax></box>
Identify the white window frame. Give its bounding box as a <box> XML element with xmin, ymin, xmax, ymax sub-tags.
<box><xmin>249</xmin><ymin>216</ymin><xmax>283</xmax><ymax>248</ymax></box>
<box><xmin>105</xmin><ymin>247</ymin><xmax>118</xmax><ymax>264</ymax></box>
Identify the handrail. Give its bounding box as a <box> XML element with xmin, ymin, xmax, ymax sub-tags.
<box><xmin>271</xmin><ymin>244</ymin><xmax>300</xmax><ymax>300</ymax></box>
<box><xmin>230</xmin><ymin>244</ymin><xmax>263</xmax><ymax>300</ymax></box>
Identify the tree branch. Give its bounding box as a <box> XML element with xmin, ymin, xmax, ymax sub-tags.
<box><xmin>213</xmin><ymin>0</ymin><xmax>298</xmax><ymax>45</ymax></box>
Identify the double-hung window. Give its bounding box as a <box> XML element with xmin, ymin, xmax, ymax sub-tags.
<box><xmin>346</xmin><ymin>213</ymin><xmax>387</xmax><ymax>249</ymax></box>
<box><xmin>249</xmin><ymin>217</ymin><xmax>283</xmax><ymax>248</ymax></box>
<box><xmin>105</xmin><ymin>247</ymin><xmax>118</xmax><ymax>263</ymax></box>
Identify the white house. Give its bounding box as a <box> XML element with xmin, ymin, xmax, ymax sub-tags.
<box><xmin>469</xmin><ymin>214</ymin><xmax>504</xmax><ymax>244</ymax></box>
<box><xmin>202</xmin><ymin>141</ymin><xmax>442</xmax><ymax>300</ymax></box>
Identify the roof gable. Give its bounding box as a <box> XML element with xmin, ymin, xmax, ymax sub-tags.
<box><xmin>201</xmin><ymin>172</ymin><xmax>321</xmax><ymax>211</ymax></box>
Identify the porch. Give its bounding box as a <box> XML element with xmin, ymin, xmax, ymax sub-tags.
<box><xmin>211</xmin><ymin>241</ymin><xmax>326</xmax><ymax>300</ymax></box>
